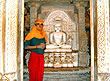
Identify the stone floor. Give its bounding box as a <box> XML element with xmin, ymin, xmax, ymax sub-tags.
<box><xmin>24</xmin><ymin>67</ymin><xmax>91</xmax><ymax>81</ymax></box>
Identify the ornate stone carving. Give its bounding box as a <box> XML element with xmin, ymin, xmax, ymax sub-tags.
<box><xmin>44</xmin><ymin>49</ymin><xmax>78</xmax><ymax>68</ymax></box>
<box><xmin>0</xmin><ymin>72</ymin><xmax>17</xmax><ymax>81</ymax></box>
<box><xmin>97</xmin><ymin>0</ymin><xmax>110</xmax><ymax>74</ymax></box>
<box><xmin>98</xmin><ymin>73</ymin><xmax>110</xmax><ymax>81</ymax></box>
<box><xmin>0</xmin><ymin>0</ymin><xmax>18</xmax><ymax>80</ymax></box>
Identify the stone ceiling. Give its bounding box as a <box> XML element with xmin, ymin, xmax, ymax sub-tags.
<box><xmin>25</xmin><ymin>0</ymin><xmax>89</xmax><ymax>7</ymax></box>
<box><xmin>25</xmin><ymin>0</ymin><xmax>89</xmax><ymax>3</ymax></box>
<box><xmin>27</xmin><ymin>0</ymin><xmax>89</xmax><ymax>1</ymax></box>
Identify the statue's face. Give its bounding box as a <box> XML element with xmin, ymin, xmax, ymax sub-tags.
<box><xmin>55</xmin><ymin>26</ymin><xmax>61</xmax><ymax>32</ymax></box>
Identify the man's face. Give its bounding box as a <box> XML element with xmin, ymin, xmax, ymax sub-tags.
<box><xmin>34</xmin><ymin>23</ymin><xmax>43</xmax><ymax>31</ymax></box>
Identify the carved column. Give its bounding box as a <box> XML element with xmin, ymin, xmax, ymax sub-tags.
<box><xmin>76</xmin><ymin>2</ymin><xmax>89</xmax><ymax>66</ymax></box>
<box><xmin>29</xmin><ymin>3</ymin><xmax>40</xmax><ymax>29</ymax></box>
<box><xmin>0</xmin><ymin>0</ymin><xmax>21</xmax><ymax>80</ymax></box>
<box><xmin>90</xmin><ymin>0</ymin><xmax>97</xmax><ymax>81</ymax></box>
<box><xmin>0</xmin><ymin>0</ymin><xmax>5</xmax><ymax>76</ymax></box>
<box><xmin>97</xmin><ymin>0</ymin><xmax>110</xmax><ymax>81</ymax></box>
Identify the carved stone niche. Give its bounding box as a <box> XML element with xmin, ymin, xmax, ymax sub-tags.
<box><xmin>42</xmin><ymin>9</ymin><xmax>79</xmax><ymax>68</ymax></box>
<box><xmin>43</xmin><ymin>10</ymin><xmax>78</xmax><ymax>50</ymax></box>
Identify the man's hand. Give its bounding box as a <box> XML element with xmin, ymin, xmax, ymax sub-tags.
<box><xmin>37</xmin><ymin>43</ymin><xmax>46</xmax><ymax>49</ymax></box>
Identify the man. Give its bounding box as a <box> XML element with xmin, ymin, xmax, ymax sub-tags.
<box><xmin>24</xmin><ymin>19</ymin><xmax>47</xmax><ymax>81</ymax></box>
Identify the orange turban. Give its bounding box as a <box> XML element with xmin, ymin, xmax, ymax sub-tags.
<box><xmin>35</xmin><ymin>19</ymin><xmax>43</xmax><ymax>23</ymax></box>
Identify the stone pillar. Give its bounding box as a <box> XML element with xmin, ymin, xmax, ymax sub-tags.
<box><xmin>97</xmin><ymin>0</ymin><xmax>110</xmax><ymax>81</ymax></box>
<box><xmin>90</xmin><ymin>0</ymin><xmax>97</xmax><ymax>81</ymax></box>
<box><xmin>29</xmin><ymin>3</ymin><xmax>40</xmax><ymax>29</ymax></box>
<box><xmin>0</xmin><ymin>0</ymin><xmax>5</xmax><ymax>75</ymax></box>
<box><xmin>76</xmin><ymin>2</ymin><xmax>89</xmax><ymax>67</ymax></box>
<box><xmin>0</xmin><ymin>0</ymin><xmax>22</xmax><ymax>80</ymax></box>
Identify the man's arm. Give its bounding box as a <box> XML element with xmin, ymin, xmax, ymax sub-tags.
<box><xmin>25</xmin><ymin>45</ymin><xmax>36</xmax><ymax>49</ymax></box>
<box><xmin>25</xmin><ymin>43</ymin><xmax>46</xmax><ymax>49</ymax></box>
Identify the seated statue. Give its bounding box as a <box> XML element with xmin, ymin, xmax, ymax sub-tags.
<box><xmin>46</xmin><ymin>24</ymin><xmax>71</xmax><ymax>49</ymax></box>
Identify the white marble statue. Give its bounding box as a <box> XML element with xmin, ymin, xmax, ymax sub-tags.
<box><xmin>46</xmin><ymin>24</ymin><xmax>71</xmax><ymax>49</ymax></box>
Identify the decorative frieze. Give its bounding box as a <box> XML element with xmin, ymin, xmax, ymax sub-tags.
<box><xmin>44</xmin><ymin>49</ymin><xmax>78</xmax><ymax>68</ymax></box>
<box><xmin>41</xmin><ymin>6</ymin><xmax>75</xmax><ymax>21</ymax></box>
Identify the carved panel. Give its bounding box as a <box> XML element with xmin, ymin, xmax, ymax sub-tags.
<box><xmin>104</xmin><ymin>0</ymin><xmax>110</xmax><ymax>73</ymax></box>
<box><xmin>0</xmin><ymin>0</ymin><xmax>19</xmax><ymax>80</ymax></box>
<box><xmin>41</xmin><ymin>6</ymin><xmax>75</xmax><ymax>21</ymax></box>
<box><xmin>97</xmin><ymin>0</ymin><xmax>110</xmax><ymax>74</ymax></box>
<box><xmin>4</xmin><ymin>0</ymin><xmax>18</xmax><ymax>74</ymax></box>
<box><xmin>44</xmin><ymin>51</ymin><xmax>78</xmax><ymax>68</ymax></box>
<box><xmin>0</xmin><ymin>72</ymin><xmax>17</xmax><ymax>81</ymax></box>
<box><xmin>98</xmin><ymin>73</ymin><xmax>110</xmax><ymax>81</ymax></box>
